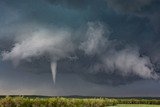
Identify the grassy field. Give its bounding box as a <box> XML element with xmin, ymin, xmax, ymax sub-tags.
<box><xmin>111</xmin><ymin>104</ymin><xmax>160</xmax><ymax>107</ymax></box>
<box><xmin>0</xmin><ymin>96</ymin><xmax>159</xmax><ymax>107</ymax></box>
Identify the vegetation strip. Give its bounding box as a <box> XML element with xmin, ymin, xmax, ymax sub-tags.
<box><xmin>0</xmin><ymin>96</ymin><xmax>159</xmax><ymax>107</ymax></box>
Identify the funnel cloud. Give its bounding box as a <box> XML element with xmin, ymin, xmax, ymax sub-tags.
<box><xmin>51</xmin><ymin>61</ymin><xmax>57</xmax><ymax>84</ymax></box>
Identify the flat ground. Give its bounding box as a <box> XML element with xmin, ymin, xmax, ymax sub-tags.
<box><xmin>109</xmin><ymin>104</ymin><xmax>160</xmax><ymax>107</ymax></box>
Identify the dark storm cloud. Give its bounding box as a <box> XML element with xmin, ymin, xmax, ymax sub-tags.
<box><xmin>105</xmin><ymin>0</ymin><xmax>160</xmax><ymax>71</ymax></box>
<box><xmin>106</xmin><ymin>0</ymin><xmax>153</xmax><ymax>13</ymax></box>
<box><xmin>0</xmin><ymin>0</ymin><xmax>160</xmax><ymax>96</ymax></box>
<box><xmin>106</xmin><ymin>0</ymin><xmax>160</xmax><ymax>35</ymax></box>
<box><xmin>46</xmin><ymin>0</ymin><xmax>90</xmax><ymax>9</ymax></box>
<box><xmin>0</xmin><ymin>0</ymin><xmax>91</xmax><ymax>30</ymax></box>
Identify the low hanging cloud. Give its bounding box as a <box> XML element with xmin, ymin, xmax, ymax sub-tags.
<box><xmin>80</xmin><ymin>22</ymin><xmax>159</xmax><ymax>80</ymax></box>
<box><xmin>102</xmin><ymin>48</ymin><xmax>158</xmax><ymax>79</ymax></box>
<box><xmin>79</xmin><ymin>22</ymin><xmax>111</xmax><ymax>55</ymax></box>
<box><xmin>2</xmin><ymin>29</ymin><xmax>74</xmax><ymax>83</ymax></box>
<box><xmin>2</xmin><ymin>29</ymin><xmax>74</xmax><ymax>63</ymax></box>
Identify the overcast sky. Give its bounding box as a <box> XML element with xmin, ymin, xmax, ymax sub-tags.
<box><xmin>0</xmin><ymin>0</ymin><xmax>160</xmax><ymax>97</ymax></box>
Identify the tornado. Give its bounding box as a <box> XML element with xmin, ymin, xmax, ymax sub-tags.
<box><xmin>50</xmin><ymin>61</ymin><xmax>57</xmax><ymax>84</ymax></box>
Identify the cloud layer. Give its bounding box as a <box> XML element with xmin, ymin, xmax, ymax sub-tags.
<box><xmin>0</xmin><ymin>0</ymin><xmax>160</xmax><ymax>96</ymax></box>
<box><xmin>2</xmin><ymin>22</ymin><xmax>159</xmax><ymax>85</ymax></box>
<box><xmin>2</xmin><ymin>29</ymin><xmax>74</xmax><ymax>64</ymax></box>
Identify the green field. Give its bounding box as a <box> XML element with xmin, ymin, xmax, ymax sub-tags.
<box><xmin>0</xmin><ymin>96</ymin><xmax>160</xmax><ymax>107</ymax></box>
<box><xmin>110</xmin><ymin>104</ymin><xmax>160</xmax><ymax>107</ymax></box>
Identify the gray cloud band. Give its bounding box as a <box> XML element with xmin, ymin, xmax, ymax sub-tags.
<box><xmin>2</xmin><ymin>22</ymin><xmax>159</xmax><ymax>85</ymax></box>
